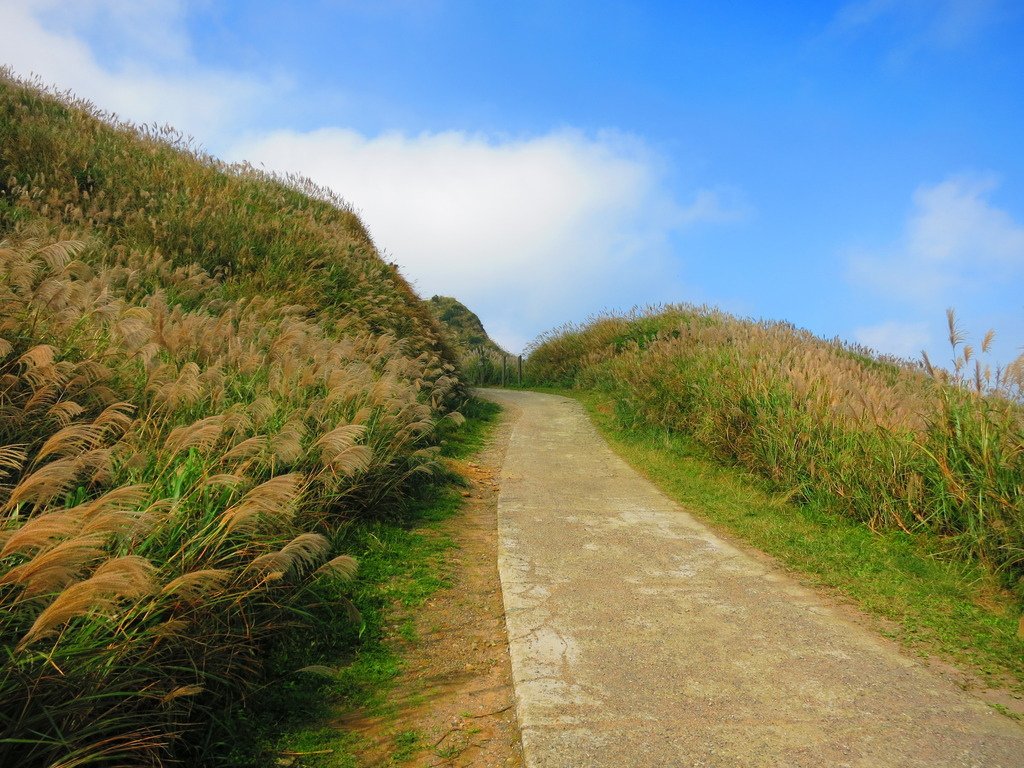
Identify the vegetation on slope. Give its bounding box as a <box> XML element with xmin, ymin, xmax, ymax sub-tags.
<box><xmin>526</xmin><ymin>306</ymin><xmax>1024</xmax><ymax>604</ymax></box>
<box><xmin>248</xmin><ymin>398</ymin><xmax>503</xmax><ymax>767</ymax></box>
<box><xmin>427</xmin><ymin>296</ymin><xmax>504</xmax><ymax>355</ymax></box>
<box><xmin>0</xmin><ymin>72</ymin><xmax>468</xmax><ymax>766</ymax></box>
<box><xmin>427</xmin><ymin>295</ymin><xmax>512</xmax><ymax>385</ymax></box>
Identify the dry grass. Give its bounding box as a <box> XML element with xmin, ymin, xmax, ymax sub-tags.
<box><xmin>0</xmin><ymin>71</ymin><xmax>467</xmax><ymax>767</ymax></box>
<box><xmin>527</xmin><ymin>305</ymin><xmax>1024</xmax><ymax>598</ymax></box>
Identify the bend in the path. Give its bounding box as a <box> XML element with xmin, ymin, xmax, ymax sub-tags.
<box><xmin>483</xmin><ymin>389</ymin><xmax>1024</xmax><ymax>768</ymax></box>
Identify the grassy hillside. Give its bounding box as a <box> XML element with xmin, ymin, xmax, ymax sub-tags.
<box><xmin>527</xmin><ymin>306</ymin><xmax>1024</xmax><ymax>600</ymax></box>
<box><xmin>427</xmin><ymin>296</ymin><xmax>504</xmax><ymax>353</ymax></box>
<box><xmin>0</xmin><ymin>71</ymin><xmax>468</xmax><ymax>766</ymax></box>
<box><xmin>427</xmin><ymin>295</ymin><xmax>513</xmax><ymax>385</ymax></box>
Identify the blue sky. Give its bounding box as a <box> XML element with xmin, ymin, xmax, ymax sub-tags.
<box><xmin>3</xmin><ymin>1</ymin><xmax>1023</xmax><ymax>364</ymax></box>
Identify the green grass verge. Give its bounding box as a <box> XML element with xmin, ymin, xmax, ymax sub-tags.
<box><xmin>221</xmin><ymin>397</ymin><xmax>502</xmax><ymax>767</ymax></box>
<box><xmin>438</xmin><ymin>397</ymin><xmax>503</xmax><ymax>460</ymax></box>
<box><xmin>547</xmin><ymin>387</ymin><xmax>1024</xmax><ymax>691</ymax></box>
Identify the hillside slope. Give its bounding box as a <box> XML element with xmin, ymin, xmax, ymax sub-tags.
<box><xmin>427</xmin><ymin>295</ymin><xmax>507</xmax><ymax>356</ymax></box>
<box><xmin>427</xmin><ymin>295</ymin><xmax>514</xmax><ymax>385</ymax></box>
<box><xmin>0</xmin><ymin>72</ymin><xmax>465</xmax><ymax>767</ymax></box>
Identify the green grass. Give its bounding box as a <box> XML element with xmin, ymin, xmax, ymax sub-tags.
<box><xmin>439</xmin><ymin>397</ymin><xmax>502</xmax><ymax>459</ymax></box>
<box><xmin>391</xmin><ymin>730</ymin><xmax>424</xmax><ymax>762</ymax></box>
<box><xmin>266</xmin><ymin>729</ymin><xmax>359</xmax><ymax>768</ymax></box>
<box><xmin>555</xmin><ymin>387</ymin><xmax>1024</xmax><ymax>690</ymax></box>
<box><xmin>225</xmin><ymin>398</ymin><xmax>502</xmax><ymax>767</ymax></box>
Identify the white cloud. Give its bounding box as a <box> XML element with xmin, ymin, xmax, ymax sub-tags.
<box><xmin>31</xmin><ymin>0</ymin><xmax>193</xmax><ymax>64</ymax></box>
<box><xmin>848</xmin><ymin>174</ymin><xmax>1024</xmax><ymax>302</ymax></box>
<box><xmin>847</xmin><ymin>173</ymin><xmax>1024</xmax><ymax>365</ymax></box>
<box><xmin>853</xmin><ymin>320</ymin><xmax>930</xmax><ymax>358</ymax></box>
<box><xmin>906</xmin><ymin>175</ymin><xmax>1024</xmax><ymax>266</ymax></box>
<box><xmin>0</xmin><ymin>0</ymin><xmax>273</xmax><ymax>144</ymax></box>
<box><xmin>1</xmin><ymin>0</ymin><xmax>746</xmax><ymax>352</ymax></box>
<box><xmin>228</xmin><ymin>128</ymin><xmax>742</xmax><ymax>352</ymax></box>
<box><xmin>831</xmin><ymin>0</ymin><xmax>1002</xmax><ymax>50</ymax></box>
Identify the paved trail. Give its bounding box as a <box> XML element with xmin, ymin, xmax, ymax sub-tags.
<box><xmin>482</xmin><ymin>389</ymin><xmax>1024</xmax><ymax>768</ymax></box>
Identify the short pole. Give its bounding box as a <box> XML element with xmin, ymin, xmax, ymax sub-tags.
<box><xmin>501</xmin><ymin>354</ymin><xmax>507</xmax><ymax>387</ymax></box>
<box><xmin>518</xmin><ymin>355</ymin><xmax>523</xmax><ymax>386</ymax></box>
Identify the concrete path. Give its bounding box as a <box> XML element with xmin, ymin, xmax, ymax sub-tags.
<box><xmin>482</xmin><ymin>389</ymin><xmax>1024</xmax><ymax>768</ymax></box>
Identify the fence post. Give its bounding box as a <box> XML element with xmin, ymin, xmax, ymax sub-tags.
<box><xmin>518</xmin><ymin>355</ymin><xmax>523</xmax><ymax>387</ymax></box>
<box><xmin>501</xmin><ymin>354</ymin><xmax>507</xmax><ymax>387</ymax></box>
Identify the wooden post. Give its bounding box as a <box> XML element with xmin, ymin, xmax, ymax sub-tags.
<box><xmin>501</xmin><ymin>354</ymin><xmax>507</xmax><ymax>387</ymax></box>
<box><xmin>518</xmin><ymin>355</ymin><xmax>523</xmax><ymax>387</ymax></box>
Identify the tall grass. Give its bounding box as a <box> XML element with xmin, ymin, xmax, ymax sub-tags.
<box><xmin>460</xmin><ymin>346</ymin><xmax>518</xmax><ymax>386</ymax></box>
<box><xmin>0</xmin><ymin>71</ymin><xmax>467</xmax><ymax>766</ymax></box>
<box><xmin>527</xmin><ymin>305</ymin><xmax>1024</xmax><ymax>598</ymax></box>
<box><xmin>425</xmin><ymin>296</ymin><xmax>512</xmax><ymax>386</ymax></box>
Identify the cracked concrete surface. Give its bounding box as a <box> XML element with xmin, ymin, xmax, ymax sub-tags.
<box><xmin>482</xmin><ymin>389</ymin><xmax>1024</xmax><ymax>768</ymax></box>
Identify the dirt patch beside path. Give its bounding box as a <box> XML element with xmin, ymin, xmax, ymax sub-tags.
<box><xmin>339</xmin><ymin>413</ymin><xmax>524</xmax><ymax>767</ymax></box>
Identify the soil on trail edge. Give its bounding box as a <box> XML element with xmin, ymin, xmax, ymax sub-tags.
<box><xmin>481</xmin><ymin>389</ymin><xmax>1024</xmax><ymax>768</ymax></box>
<box><xmin>333</xmin><ymin>413</ymin><xmax>523</xmax><ymax>767</ymax></box>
